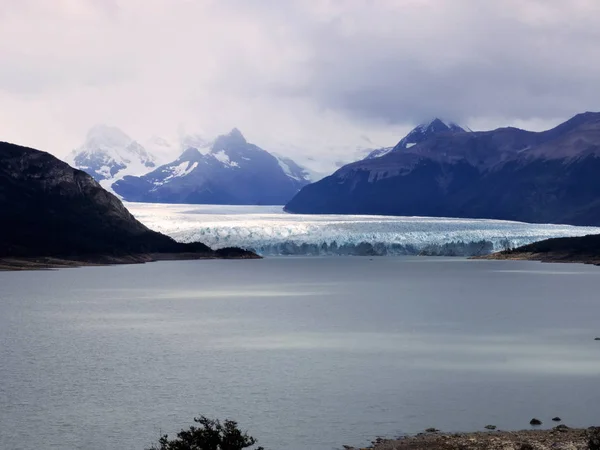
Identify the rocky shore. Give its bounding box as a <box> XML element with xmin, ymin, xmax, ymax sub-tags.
<box><xmin>346</xmin><ymin>427</ymin><xmax>598</xmax><ymax>450</ymax></box>
<box><xmin>477</xmin><ymin>251</ymin><xmax>600</xmax><ymax>265</ymax></box>
<box><xmin>475</xmin><ymin>234</ymin><xmax>600</xmax><ymax>266</ymax></box>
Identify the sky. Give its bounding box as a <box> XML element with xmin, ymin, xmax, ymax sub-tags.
<box><xmin>1</xmin><ymin>0</ymin><xmax>600</xmax><ymax>171</ymax></box>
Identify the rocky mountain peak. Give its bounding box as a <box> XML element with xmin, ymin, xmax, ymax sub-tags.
<box><xmin>421</xmin><ymin>118</ymin><xmax>452</xmax><ymax>133</ymax></box>
<box><xmin>393</xmin><ymin>118</ymin><xmax>466</xmax><ymax>151</ymax></box>
<box><xmin>178</xmin><ymin>147</ymin><xmax>203</xmax><ymax>161</ymax></box>
<box><xmin>213</xmin><ymin>128</ymin><xmax>247</xmax><ymax>150</ymax></box>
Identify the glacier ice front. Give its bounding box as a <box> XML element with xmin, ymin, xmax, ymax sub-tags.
<box><xmin>126</xmin><ymin>203</ymin><xmax>600</xmax><ymax>257</ymax></box>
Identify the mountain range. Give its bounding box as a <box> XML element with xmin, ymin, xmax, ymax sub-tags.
<box><xmin>285</xmin><ymin>112</ymin><xmax>600</xmax><ymax>226</ymax></box>
<box><xmin>68</xmin><ymin>126</ymin><xmax>312</xmax><ymax>205</ymax></box>
<box><xmin>112</xmin><ymin>128</ymin><xmax>311</xmax><ymax>204</ymax></box>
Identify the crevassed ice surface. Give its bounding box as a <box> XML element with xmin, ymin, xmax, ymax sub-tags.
<box><xmin>126</xmin><ymin>203</ymin><xmax>600</xmax><ymax>256</ymax></box>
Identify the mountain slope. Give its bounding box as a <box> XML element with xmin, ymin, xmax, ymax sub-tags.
<box><xmin>113</xmin><ymin>128</ymin><xmax>311</xmax><ymax>205</ymax></box>
<box><xmin>285</xmin><ymin>112</ymin><xmax>600</xmax><ymax>226</ymax></box>
<box><xmin>0</xmin><ymin>141</ymin><xmax>256</xmax><ymax>263</ymax></box>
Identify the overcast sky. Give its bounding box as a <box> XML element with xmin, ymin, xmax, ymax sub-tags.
<box><xmin>1</xmin><ymin>0</ymin><xmax>599</xmax><ymax>169</ymax></box>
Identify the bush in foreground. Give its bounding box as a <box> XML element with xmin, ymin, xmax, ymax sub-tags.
<box><xmin>147</xmin><ymin>416</ymin><xmax>264</xmax><ymax>450</ymax></box>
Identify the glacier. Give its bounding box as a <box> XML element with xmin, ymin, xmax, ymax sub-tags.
<box><xmin>126</xmin><ymin>203</ymin><xmax>600</xmax><ymax>257</ymax></box>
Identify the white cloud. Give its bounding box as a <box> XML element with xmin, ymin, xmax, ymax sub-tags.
<box><xmin>1</xmin><ymin>0</ymin><xmax>599</xmax><ymax>172</ymax></box>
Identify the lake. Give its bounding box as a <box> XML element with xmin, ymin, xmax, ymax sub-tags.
<box><xmin>1</xmin><ymin>257</ymin><xmax>600</xmax><ymax>450</ymax></box>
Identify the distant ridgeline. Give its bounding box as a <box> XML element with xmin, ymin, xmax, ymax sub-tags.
<box><xmin>286</xmin><ymin>113</ymin><xmax>600</xmax><ymax>227</ymax></box>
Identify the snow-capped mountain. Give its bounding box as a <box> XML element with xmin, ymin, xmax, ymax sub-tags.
<box><xmin>365</xmin><ymin>119</ymin><xmax>466</xmax><ymax>159</ymax></box>
<box><xmin>113</xmin><ymin>128</ymin><xmax>312</xmax><ymax>205</ymax></box>
<box><xmin>394</xmin><ymin>118</ymin><xmax>465</xmax><ymax>150</ymax></box>
<box><xmin>67</xmin><ymin>125</ymin><xmax>158</xmax><ymax>188</ymax></box>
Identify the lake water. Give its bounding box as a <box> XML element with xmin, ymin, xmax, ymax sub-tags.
<box><xmin>1</xmin><ymin>257</ymin><xmax>600</xmax><ymax>450</ymax></box>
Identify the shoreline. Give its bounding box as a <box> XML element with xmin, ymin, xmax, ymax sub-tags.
<box><xmin>474</xmin><ymin>251</ymin><xmax>600</xmax><ymax>266</ymax></box>
<box><xmin>347</xmin><ymin>426</ymin><xmax>597</xmax><ymax>450</ymax></box>
<box><xmin>0</xmin><ymin>251</ymin><xmax>261</xmax><ymax>271</ymax></box>
<box><xmin>474</xmin><ymin>233</ymin><xmax>600</xmax><ymax>266</ymax></box>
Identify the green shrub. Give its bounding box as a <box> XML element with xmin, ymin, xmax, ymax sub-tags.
<box><xmin>147</xmin><ymin>416</ymin><xmax>264</xmax><ymax>450</ymax></box>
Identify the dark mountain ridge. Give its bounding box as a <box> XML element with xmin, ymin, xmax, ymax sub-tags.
<box><xmin>0</xmin><ymin>141</ymin><xmax>256</xmax><ymax>265</ymax></box>
<box><xmin>285</xmin><ymin>112</ymin><xmax>600</xmax><ymax>226</ymax></box>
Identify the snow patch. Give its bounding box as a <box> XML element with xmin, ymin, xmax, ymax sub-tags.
<box><xmin>277</xmin><ymin>158</ymin><xmax>302</xmax><ymax>181</ymax></box>
<box><xmin>164</xmin><ymin>161</ymin><xmax>198</xmax><ymax>181</ymax></box>
<box><xmin>98</xmin><ymin>165</ymin><xmax>112</xmax><ymax>179</ymax></box>
<box><xmin>212</xmin><ymin>150</ymin><xmax>240</xmax><ymax>168</ymax></box>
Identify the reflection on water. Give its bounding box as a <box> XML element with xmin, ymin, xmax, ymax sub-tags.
<box><xmin>213</xmin><ymin>332</ymin><xmax>600</xmax><ymax>375</ymax></box>
<box><xmin>1</xmin><ymin>257</ymin><xmax>600</xmax><ymax>450</ymax></box>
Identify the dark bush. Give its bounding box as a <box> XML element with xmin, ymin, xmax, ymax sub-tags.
<box><xmin>147</xmin><ymin>416</ymin><xmax>264</xmax><ymax>450</ymax></box>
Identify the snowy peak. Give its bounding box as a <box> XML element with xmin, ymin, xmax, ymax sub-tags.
<box><xmin>68</xmin><ymin>125</ymin><xmax>157</xmax><ymax>182</ymax></box>
<box><xmin>363</xmin><ymin>119</ymin><xmax>467</xmax><ymax>160</ymax></box>
<box><xmin>394</xmin><ymin>118</ymin><xmax>466</xmax><ymax>151</ymax></box>
<box><xmin>206</xmin><ymin>128</ymin><xmax>264</xmax><ymax>170</ymax></box>
<box><xmin>416</xmin><ymin>118</ymin><xmax>459</xmax><ymax>134</ymax></box>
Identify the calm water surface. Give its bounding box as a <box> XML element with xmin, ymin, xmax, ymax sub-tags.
<box><xmin>1</xmin><ymin>257</ymin><xmax>600</xmax><ymax>450</ymax></box>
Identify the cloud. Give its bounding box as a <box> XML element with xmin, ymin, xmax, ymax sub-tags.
<box><xmin>282</xmin><ymin>0</ymin><xmax>600</xmax><ymax>124</ymax></box>
<box><xmin>0</xmin><ymin>0</ymin><xmax>599</xmax><ymax>170</ymax></box>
